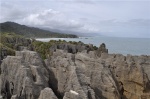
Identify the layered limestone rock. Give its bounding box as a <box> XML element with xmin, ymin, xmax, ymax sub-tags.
<box><xmin>0</xmin><ymin>51</ymin><xmax>49</xmax><ymax>99</ymax></box>
<box><xmin>0</xmin><ymin>43</ymin><xmax>150</xmax><ymax>99</ymax></box>
<box><xmin>45</xmin><ymin>49</ymin><xmax>121</xmax><ymax>99</ymax></box>
<box><xmin>49</xmin><ymin>42</ymin><xmax>95</xmax><ymax>54</ymax></box>
<box><xmin>45</xmin><ymin>47</ymin><xmax>150</xmax><ymax>99</ymax></box>
<box><xmin>38</xmin><ymin>87</ymin><xmax>58</xmax><ymax>99</ymax></box>
<box><xmin>99</xmin><ymin>53</ymin><xmax>150</xmax><ymax>99</ymax></box>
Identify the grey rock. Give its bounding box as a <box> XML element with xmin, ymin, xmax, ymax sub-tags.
<box><xmin>38</xmin><ymin>87</ymin><xmax>58</xmax><ymax>99</ymax></box>
<box><xmin>96</xmin><ymin>43</ymin><xmax>108</xmax><ymax>57</ymax></box>
<box><xmin>45</xmin><ymin>50</ymin><xmax>120</xmax><ymax>99</ymax></box>
<box><xmin>0</xmin><ymin>48</ymin><xmax>7</xmax><ymax>61</ymax></box>
<box><xmin>63</xmin><ymin>90</ymin><xmax>81</xmax><ymax>99</ymax></box>
<box><xmin>11</xmin><ymin>95</ymin><xmax>18</xmax><ymax>99</ymax></box>
<box><xmin>49</xmin><ymin>43</ymin><xmax>95</xmax><ymax>54</ymax></box>
<box><xmin>0</xmin><ymin>51</ymin><xmax>49</xmax><ymax>99</ymax></box>
<box><xmin>0</xmin><ymin>43</ymin><xmax>150</xmax><ymax>99</ymax></box>
<box><xmin>45</xmin><ymin>49</ymin><xmax>150</xmax><ymax>99</ymax></box>
<box><xmin>100</xmin><ymin>54</ymin><xmax>150</xmax><ymax>99</ymax></box>
<box><xmin>0</xmin><ymin>96</ymin><xmax>2</xmax><ymax>99</ymax></box>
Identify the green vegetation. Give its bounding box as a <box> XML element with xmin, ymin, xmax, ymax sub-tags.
<box><xmin>0</xmin><ymin>32</ymin><xmax>98</xmax><ymax>60</ymax></box>
<box><xmin>0</xmin><ymin>43</ymin><xmax>15</xmax><ymax>56</ymax></box>
<box><xmin>93</xmin><ymin>46</ymin><xmax>98</xmax><ymax>50</ymax></box>
<box><xmin>1</xmin><ymin>32</ymin><xmax>24</xmax><ymax>43</ymax></box>
<box><xmin>0</xmin><ymin>22</ymin><xmax>78</xmax><ymax>38</ymax></box>
<box><xmin>32</xmin><ymin>40</ymin><xmax>68</xmax><ymax>59</ymax></box>
<box><xmin>0</xmin><ymin>32</ymin><xmax>31</xmax><ymax>57</ymax></box>
<box><xmin>32</xmin><ymin>40</ymin><xmax>88</xmax><ymax>59</ymax></box>
<box><xmin>32</xmin><ymin>40</ymin><xmax>51</xmax><ymax>59</ymax></box>
<box><xmin>0</xmin><ymin>32</ymin><xmax>85</xmax><ymax>60</ymax></box>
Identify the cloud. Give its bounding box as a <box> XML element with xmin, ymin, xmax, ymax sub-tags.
<box><xmin>0</xmin><ymin>0</ymin><xmax>150</xmax><ymax>38</ymax></box>
<box><xmin>22</xmin><ymin>9</ymin><xmax>99</xmax><ymax>33</ymax></box>
<box><xmin>98</xmin><ymin>19</ymin><xmax>150</xmax><ymax>37</ymax></box>
<box><xmin>22</xmin><ymin>9</ymin><xmax>83</xmax><ymax>29</ymax></box>
<box><xmin>0</xmin><ymin>2</ymin><xmax>23</xmax><ymax>22</ymax></box>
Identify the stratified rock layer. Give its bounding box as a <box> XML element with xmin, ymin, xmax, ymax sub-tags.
<box><xmin>45</xmin><ymin>50</ymin><xmax>120</xmax><ymax>99</ymax></box>
<box><xmin>100</xmin><ymin>53</ymin><xmax>150</xmax><ymax>99</ymax></box>
<box><xmin>49</xmin><ymin>42</ymin><xmax>95</xmax><ymax>54</ymax></box>
<box><xmin>0</xmin><ymin>43</ymin><xmax>150</xmax><ymax>99</ymax></box>
<box><xmin>0</xmin><ymin>51</ymin><xmax>49</xmax><ymax>99</ymax></box>
<box><xmin>38</xmin><ymin>88</ymin><xmax>58</xmax><ymax>99</ymax></box>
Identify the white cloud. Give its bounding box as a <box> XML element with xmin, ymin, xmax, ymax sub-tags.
<box><xmin>0</xmin><ymin>0</ymin><xmax>150</xmax><ymax>38</ymax></box>
<box><xmin>23</xmin><ymin>9</ymin><xmax>82</xmax><ymax>28</ymax></box>
<box><xmin>22</xmin><ymin>9</ymin><xmax>98</xmax><ymax>33</ymax></box>
<box><xmin>0</xmin><ymin>2</ymin><xmax>24</xmax><ymax>22</ymax></box>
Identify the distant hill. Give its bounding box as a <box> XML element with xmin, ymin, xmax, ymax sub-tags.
<box><xmin>0</xmin><ymin>22</ymin><xmax>78</xmax><ymax>38</ymax></box>
<box><xmin>41</xmin><ymin>27</ymin><xmax>102</xmax><ymax>37</ymax></box>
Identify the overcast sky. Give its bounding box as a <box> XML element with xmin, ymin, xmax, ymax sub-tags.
<box><xmin>0</xmin><ymin>0</ymin><xmax>150</xmax><ymax>38</ymax></box>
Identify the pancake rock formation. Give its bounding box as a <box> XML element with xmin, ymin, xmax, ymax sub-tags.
<box><xmin>0</xmin><ymin>43</ymin><xmax>150</xmax><ymax>99</ymax></box>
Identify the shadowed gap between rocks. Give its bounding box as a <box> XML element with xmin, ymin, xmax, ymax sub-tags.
<box><xmin>1</xmin><ymin>80</ymin><xmax>12</xmax><ymax>99</ymax></box>
<box><xmin>110</xmin><ymin>69</ymin><xmax>124</xmax><ymax>98</ymax></box>
<box><xmin>94</xmin><ymin>88</ymin><xmax>107</xmax><ymax>99</ymax></box>
<box><xmin>42</xmin><ymin>60</ymin><xmax>63</xmax><ymax>99</ymax></box>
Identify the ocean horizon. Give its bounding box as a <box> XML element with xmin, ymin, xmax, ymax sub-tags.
<box><xmin>36</xmin><ymin>36</ymin><xmax>150</xmax><ymax>56</ymax></box>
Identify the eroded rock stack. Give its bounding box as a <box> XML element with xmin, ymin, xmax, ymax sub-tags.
<box><xmin>96</xmin><ymin>43</ymin><xmax>108</xmax><ymax>57</ymax></box>
<box><xmin>0</xmin><ymin>51</ymin><xmax>49</xmax><ymax>99</ymax></box>
<box><xmin>49</xmin><ymin>42</ymin><xmax>95</xmax><ymax>54</ymax></box>
<box><xmin>0</xmin><ymin>43</ymin><xmax>150</xmax><ymax>99</ymax></box>
<box><xmin>44</xmin><ymin>49</ymin><xmax>120</xmax><ymax>99</ymax></box>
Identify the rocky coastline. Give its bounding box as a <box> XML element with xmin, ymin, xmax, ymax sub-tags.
<box><xmin>0</xmin><ymin>40</ymin><xmax>150</xmax><ymax>99</ymax></box>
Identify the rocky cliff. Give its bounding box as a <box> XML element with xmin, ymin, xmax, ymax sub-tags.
<box><xmin>0</xmin><ymin>43</ymin><xmax>149</xmax><ymax>99</ymax></box>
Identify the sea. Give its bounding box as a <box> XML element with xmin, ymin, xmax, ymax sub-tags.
<box><xmin>36</xmin><ymin>36</ymin><xmax>150</xmax><ymax>56</ymax></box>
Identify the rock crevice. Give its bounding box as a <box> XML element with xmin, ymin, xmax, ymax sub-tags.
<box><xmin>0</xmin><ymin>43</ymin><xmax>150</xmax><ymax>99</ymax></box>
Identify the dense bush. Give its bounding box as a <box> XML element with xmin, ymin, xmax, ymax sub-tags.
<box><xmin>32</xmin><ymin>41</ymin><xmax>52</xmax><ymax>59</ymax></box>
<box><xmin>0</xmin><ymin>43</ymin><xmax>15</xmax><ymax>56</ymax></box>
<box><xmin>32</xmin><ymin>39</ymin><xmax>98</xmax><ymax>59</ymax></box>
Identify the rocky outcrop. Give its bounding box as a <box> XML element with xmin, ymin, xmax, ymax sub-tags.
<box><xmin>0</xmin><ymin>43</ymin><xmax>150</xmax><ymax>99</ymax></box>
<box><xmin>0</xmin><ymin>33</ymin><xmax>33</xmax><ymax>64</ymax></box>
<box><xmin>38</xmin><ymin>88</ymin><xmax>58</xmax><ymax>99</ymax></box>
<box><xmin>100</xmin><ymin>53</ymin><xmax>150</xmax><ymax>99</ymax></box>
<box><xmin>45</xmin><ymin>49</ymin><xmax>120</xmax><ymax>99</ymax></box>
<box><xmin>1</xmin><ymin>34</ymin><xmax>32</xmax><ymax>51</ymax></box>
<box><xmin>96</xmin><ymin>43</ymin><xmax>108</xmax><ymax>57</ymax></box>
<box><xmin>12</xmin><ymin>38</ymin><xmax>31</xmax><ymax>50</ymax></box>
<box><xmin>0</xmin><ymin>51</ymin><xmax>49</xmax><ymax>99</ymax></box>
<box><xmin>0</xmin><ymin>48</ymin><xmax>7</xmax><ymax>64</ymax></box>
<box><xmin>45</xmin><ymin>46</ymin><xmax>150</xmax><ymax>99</ymax></box>
<box><xmin>49</xmin><ymin>42</ymin><xmax>95</xmax><ymax>54</ymax></box>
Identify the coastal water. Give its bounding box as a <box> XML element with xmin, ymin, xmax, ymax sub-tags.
<box><xmin>36</xmin><ymin>36</ymin><xmax>150</xmax><ymax>55</ymax></box>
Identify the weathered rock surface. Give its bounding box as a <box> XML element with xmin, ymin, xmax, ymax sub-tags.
<box><xmin>0</xmin><ymin>43</ymin><xmax>150</xmax><ymax>99</ymax></box>
<box><xmin>38</xmin><ymin>87</ymin><xmax>58</xmax><ymax>99</ymax></box>
<box><xmin>1</xmin><ymin>34</ymin><xmax>32</xmax><ymax>51</ymax></box>
<box><xmin>100</xmin><ymin>53</ymin><xmax>150</xmax><ymax>99</ymax></box>
<box><xmin>96</xmin><ymin>43</ymin><xmax>108</xmax><ymax>57</ymax></box>
<box><xmin>0</xmin><ymin>51</ymin><xmax>49</xmax><ymax>99</ymax></box>
<box><xmin>45</xmin><ymin>49</ymin><xmax>120</xmax><ymax>99</ymax></box>
<box><xmin>49</xmin><ymin>42</ymin><xmax>95</xmax><ymax>54</ymax></box>
<box><xmin>0</xmin><ymin>34</ymin><xmax>33</xmax><ymax>64</ymax></box>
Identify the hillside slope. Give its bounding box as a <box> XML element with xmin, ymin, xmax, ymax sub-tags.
<box><xmin>0</xmin><ymin>22</ymin><xmax>78</xmax><ymax>38</ymax></box>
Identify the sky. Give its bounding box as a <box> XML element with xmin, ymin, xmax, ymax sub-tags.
<box><xmin>0</xmin><ymin>0</ymin><xmax>150</xmax><ymax>38</ymax></box>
